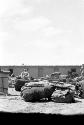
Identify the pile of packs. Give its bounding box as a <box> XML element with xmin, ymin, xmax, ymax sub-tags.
<box><xmin>14</xmin><ymin>71</ymin><xmax>76</xmax><ymax>103</ymax></box>
<box><xmin>20</xmin><ymin>80</ymin><xmax>75</xmax><ymax>103</ymax></box>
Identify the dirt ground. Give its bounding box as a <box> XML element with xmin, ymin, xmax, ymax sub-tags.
<box><xmin>0</xmin><ymin>87</ymin><xmax>84</xmax><ymax>115</ymax></box>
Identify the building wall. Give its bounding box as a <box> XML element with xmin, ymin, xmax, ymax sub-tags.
<box><xmin>28</xmin><ymin>66</ymin><xmax>38</xmax><ymax>78</ymax></box>
<box><xmin>42</xmin><ymin>66</ymin><xmax>54</xmax><ymax>77</ymax></box>
<box><xmin>54</xmin><ymin>66</ymin><xmax>59</xmax><ymax>72</ymax></box>
<box><xmin>58</xmin><ymin>66</ymin><xmax>78</xmax><ymax>75</ymax></box>
<box><xmin>59</xmin><ymin>66</ymin><xmax>69</xmax><ymax>75</ymax></box>
<box><xmin>0</xmin><ymin>65</ymin><xmax>81</xmax><ymax>78</ymax></box>
<box><xmin>58</xmin><ymin>66</ymin><xmax>81</xmax><ymax>75</ymax></box>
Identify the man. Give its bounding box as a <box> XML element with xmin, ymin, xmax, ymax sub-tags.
<box><xmin>20</xmin><ymin>69</ymin><xmax>30</xmax><ymax>80</ymax></box>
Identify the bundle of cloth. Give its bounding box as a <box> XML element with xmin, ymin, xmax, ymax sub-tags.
<box><xmin>51</xmin><ymin>83</ymin><xmax>75</xmax><ymax>103</ymax></box>
<box><xmin>51</xmin><ymin>89</ymin><xmax>75</xmax><ymax>103</ymax></box>
<box><xmin>21</xmin><ymin>82</ymin><xmax>56</xmax><ymax>102</ymax></box>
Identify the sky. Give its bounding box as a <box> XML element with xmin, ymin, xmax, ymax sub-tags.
<box><xmin>0</xmin><ymin>0</ymin><xmax>84</xmax><ymax>65</ymax></box>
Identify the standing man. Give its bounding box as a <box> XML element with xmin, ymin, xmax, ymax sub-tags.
<box><xmin>20</xmin><ymin>68</ymin><xmax>30</xmax><ymax>80</ymax></box>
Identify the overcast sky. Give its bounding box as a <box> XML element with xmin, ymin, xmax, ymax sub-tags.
<box><xmin>0</xmin><ymin>0</ymin><xmax>84</xmax><ymax>65</ymax></box>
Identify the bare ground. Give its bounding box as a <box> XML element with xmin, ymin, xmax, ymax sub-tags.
<box><xmin>0</xmin><ymin>88</ymin><xmax>84</xmax><ymax>115</ymax></box>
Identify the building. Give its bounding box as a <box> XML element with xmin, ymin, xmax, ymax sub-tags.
<box><xmin>0</xmin><ymin>65</ymin><xmax>81</xmax><ymax>78</ymax></box>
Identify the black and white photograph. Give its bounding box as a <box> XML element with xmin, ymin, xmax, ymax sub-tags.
<box><xmin>0</xmin><ymin>0</ymin><xmax>84</xmax><ymax>119</ymax></box>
